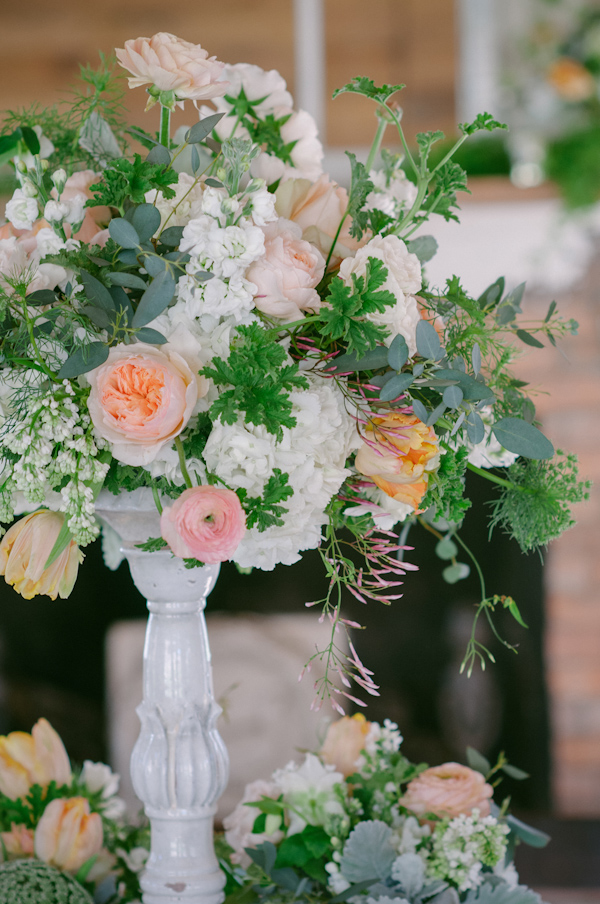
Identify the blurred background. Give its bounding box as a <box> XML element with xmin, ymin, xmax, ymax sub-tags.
<box><xmin>1</xmin><ymin>1</ymin><xmax>600</xmax><ymax>899</ymax></box>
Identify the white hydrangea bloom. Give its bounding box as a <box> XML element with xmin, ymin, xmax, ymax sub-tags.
<box><xmin>365</xmin><ymin>167</ymin><xmax>418</xmax><ymax>218</ymax></box>
<box><xmin>203</xmin><ymin>373</ymin><xmax>360</xmax><ymax>570</ymax></box>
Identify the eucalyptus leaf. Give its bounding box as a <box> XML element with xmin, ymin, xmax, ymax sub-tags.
<box><xmin>118</xmin><ymin>249</ymin><xmax>139</xmax><ymax>267</ymax></box>
<box><xmin>435</xmin><ymin>369</ymin><xmax>494</xmax><ymax>402</ymax></box>
<box><xmin>109</xmin><ymin>218</ymin><xmax>141</xmax><ymax>249</ymax></box>
<box><xmin>81</xmin><ymin>305</ymin><xmax>111</xmax><ymax>330</ymax></box>
<box><xmin>388</xmin><ymin>333</ymin><xmax>409</xmax><ymax>371</ymax></box>
<box><xmin>443</xmin><ymin>384</ymin><xmax>463</xmax><ymax>409</ymax></box>
<box><xmin>108</xmin><ymin>272</ymin><xmax>147</xmax><ymax>291</ymax></box>
<box><xmin>466</xmin><ymin>746</ymin><xmax>491</xmax><ymax>776</ymax></box>
<box><xmin>58</xmin><ymin>342</ymin><xmax>109</xmax><ymax>378</ymax></box>
<box><xmin>496</xmin><ymin>303</ymin><xmax>518</xmax><ymax>325</ymax></box>
<box><xmin>442</xmin><ymin>562</ymin><xmax>470</xmax><ymax>583</ymax></box>
<box><xmin>472</xmin><ymin>343</ymin><xmax>481</xmax><ymax>375</ymax></box>
<box><xmin>185</xmin><ymin>112</ymin><xmax>225</xmax><ymax>144</ymax></box>
<box><xmin>194</xmin><ymin>270</ymin><xmax>214</xmax><ymax>282</ymax></box>
<box><xmin>416</xmin><ymin>319</ymin><xmax>442</xmax><ymax>360</ymax></box>
<box><xmin>492</xmin><ymin>418</ymin><xmax>554</xmax><ymax>460</ymax></box>
<box><xmin>340</xmin><ymin>821</ymin><xmax>396</xmax><ymax>883</ymax></box>
<box><xmin>477</xmin><ymin>277</ymin><xmax>505</xmax><ymax>310</ymax></box>
<box><xmin>80</xmin><ymin>271</ymin><xmax>115</xmax><ymax>312</ymax></box>
<box><xmin>331</xmin><ymin>346</ymin><xmax>389</xmax><ymax>373</ymax></box>
<box><xmin>369</xmin><ymin>371</ymin><xmax>395</xmax><ymax>388</ymax></box>
<box><xmin>205</xmin><ymin>178</ymin><xmax>224</xmax><ymax>188</ymax></box>
<box><xmin>544</xmin><ymin>300</ymin><xmax>557</xmax><ymax>323</ymax></box>
<box><xmin>503</xmin><ymin>281</ymin><xmax>526</xmax><ymax>311</ymax></box>
<box><xmin>146</xmin><ymin>144</ymin><xmax>171</xmax><ymax>165</ymax></box>
<box><xmin>516</xmin><ymin>329</ymin><xmax>544</xmax><ymax>349</ymax></box>
<box><xmin>135</xmin><ymin>328</ymin><xmax>168</xmax><ymax>345</ymax></box>
<box><xmin>466</xmin><ymin>410</ymin><xmax>485</xmax><ymax>444</ymax></box>
<box><xmin>501</xmin><ymin>763</ymin><xmax>530</xmax><ymax>780</ymax></box>
<box><xmin>412</xmin><ymin>400</ymin><xmax>428</xmax><ymax>422</ymax></box>
<box><xmin>26</xmin><ymin>289</ymin><xmax>58</xmax><ymax>306</ymax></box>
<box><xmin>505</xmin><ymin>814</ymin><xmax>550</xmax><ymax>848</ymax></box>
<box><xmin>132</xmin><ymin>270</ymin><xmax>176</xmax><ymax>327</ymax></box>
<box><xmin>110</xmin><ymin>286</ymin><xmax>134</xmax><ymax>323</ymax></box>
<box><xmin>21</xmin><ymin>125</ymin><xmax>41</xmax><ymax>155</ymax></box>
<box><xmin>379</xmin><ymin>372</ymin><xmax>413</xmax><ymax>401</ymax></box>
<box><xmin>412</xmin><ymin>363</ymin><xmax>425</xmax><ymax>377</ymax></box>
<box><xmin>191</xmin><ymin>144</ymin><xmax>200</xmax><ymax>173</ymax></box>
<box><xmin>407</xmin><ymin>234</ymin><xmax>438</xmax><ymax>263</ymax></box>
<box><xmin>159</xmin><ymin>225</ymin><xmax>185</xmax><ymax>248</ymax></box>
<box><xmin>427</xmin><ymin>401</ymin><xmax>446</xmax><ymax>426</ymax></box>
<box><xmin>131</xmin><ymin>204</ymin><xmax>162</xmax><ymax>242</ymax></box>
<box><xmin>436</xmin><ymin>537</ymin><xmax>458</xmax><ymax>560</ymax></box>
<box><xmin>142</xmin><ymin>255</ymin><xmax>167</xmax><ymax>277</ymax></box>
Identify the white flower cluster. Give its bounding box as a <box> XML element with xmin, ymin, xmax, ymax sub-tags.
<box><xmin>167</xmin><ymin>180</ymin><xmax>276</xmax><ymax>329</ymax></box>
<box><xmin>272</xmin><ymin>753</ymin><xmax>347</xmax><ymax>837</ymax></box>
<box><xmin>81</xmin><ymin>760</ymin><xmax>126</xmax><ymax>820</ymax></box>
<box><xmin>428</xmin><ymin>810</ymin><xmax>510</xmax><ymax>892</ymax></box>
<box><xmin>203</xmin><ymin>373</ymin><xmax>360</xmax><ymax>570</ymax></box>
<box><xmin>365</xmin><ymin>164</ymin><xmax>418</xmax><ymax>219</ymax></box>
<box><xmin>1</xmin><ymin>382</ymin><xmax>108</xmax><ymax>543</ymax></box>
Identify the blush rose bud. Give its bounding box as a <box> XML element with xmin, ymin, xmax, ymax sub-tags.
<box><xmin>0</xmin><ymin>511</ymin><xmax>83</xmax><ymax>601</ymax></box>
<box><xmin>160</xmin><ymin>486</ymin><xmax>246</xmax><ymax>564</ymax></box>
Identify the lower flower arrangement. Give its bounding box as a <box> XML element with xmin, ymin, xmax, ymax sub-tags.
<box><xmin>0</xmin><ymin>714</ymin><xmax>550</xmax><ymax>904</ymax></box>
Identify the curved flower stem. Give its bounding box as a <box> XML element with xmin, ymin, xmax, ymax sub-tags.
<box><xmin>175</xmin><ymin>436</ymin><xmax>193</xmax><ymax>489</ymax></box>
<box><xmin>151</xmin><ymin>484</ymin><xmax>163</xmax><ymax>516</ymax></box>
<box><xmin>365</xmin><ymin>116</ymin><xmax>387</xmax><ymax>173</ymax></box>
<box><xmin>159</xmin><ymin>105</ymin><xmax>171</xmax><ymax>149</ymax></box>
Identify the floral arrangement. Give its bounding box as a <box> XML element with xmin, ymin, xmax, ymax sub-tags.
<box><xmin>220</xmin><ymin>714</ymin><xmax>550</xmax><ymax>904</ymax></box>
<box><xmin>0</xmin><ymin>717</ymin><xmax>148</xmax><ymax>902</ymax></box>
<box><xmin>0</xmin><ymin>33</ymin><xmax>589</xmax><ymax>704</ymax></box>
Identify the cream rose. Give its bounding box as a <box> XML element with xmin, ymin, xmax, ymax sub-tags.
<box><xmin>161</xmin><ymin>485</ymin><xmax>247</xmax><ymax>564</ymax></box>
<box><xmin>339</xmin><ymin>234</ymin><xmax>422</xmax><ymax>353</ymax></box>
<box><xmin>401</xmin><ymin>763</ymin><xmax>494</xmax><ymax>820</ymax></box>
<box><xmin>275</xmin><ymin>175</ymin><xmax>363</xmax><ymax>265</ymax></box>
<box><xmin>246</xmin><ymin>218</ymin><xmax>325</xmax><ymax>319</ymax></box>
<box><xmin>86</xmin><ymin>344</ymin><xmax>198</xmax><ymax>466</ymax></box>
<box><xmin>116</xmin><ymin>33</ymin><xmax>227</xmax><ymax>105</ymax></box>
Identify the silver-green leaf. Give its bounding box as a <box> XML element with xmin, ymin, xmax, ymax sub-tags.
<box><xmin>492</xmin><ymin>418</ymin><xmax>554</xmax><ymax>460</ymax></box>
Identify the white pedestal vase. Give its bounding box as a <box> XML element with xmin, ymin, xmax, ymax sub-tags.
<box><xmin>96</xmin><ymin>489</ymin><xmax>229</xmax><ymax>904</ymax></box>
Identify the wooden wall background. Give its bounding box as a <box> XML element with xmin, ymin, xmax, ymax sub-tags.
<box><xmin>0</xmin><ymin>0</ymin><xmax>457</xmax><ymax>146</ymax></box>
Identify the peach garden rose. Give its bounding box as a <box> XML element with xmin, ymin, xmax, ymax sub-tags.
<box><xmin>116</xmin><ymin>33</ymin><xmax>227</xmax><ymax>106</ymax></box>
<box><xmin>86</xmin><ymin>343</ymin><xmax>198</xmax><ymax>467</ymax></box>
<box><xmin>0</xmin><ymin>511</ymin><xmax>83</xmax><ymax>601</ymax></box>
<box><xmin>400</xmin><ymin>762</ymin><xmax>494</xmax><ymax>820</ymax></box>
<box><xmin>161</xmin><ymin>485</ymin><xmax>247</xmax><ymax>564</ymax></box>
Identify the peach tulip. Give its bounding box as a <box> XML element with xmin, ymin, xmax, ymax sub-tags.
<box><xmin>34</xmin><ymin>797</ymin><xmax>103</xmax><ymax>872</ymax></box>
<box><xmin>0</xmin><ymin>823</ymin><xmax>34</xmax><ymax>859</ymax></box>
<box><xmin>320</xmin><ymin>714</ymin><xmax>371</xmax><ymax>777</ymax></box>
<box><xmin>0</xmin><ymin>718</ymin><xmax>71</xmax><ymax>800</ymax></box>
<box><xmin>0</xmin><ymin>511</ymin><xmax>82</xmax><ymax>601</ymax></box>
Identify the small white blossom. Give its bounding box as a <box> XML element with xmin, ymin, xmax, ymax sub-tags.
<box><xmin>5</xmin><ymin>188</ymin><xmax>39</xmax><ymax>230</ymax></box>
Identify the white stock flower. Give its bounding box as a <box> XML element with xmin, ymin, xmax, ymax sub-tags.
<box><xmin>81</xmin><ymin>760</ymin><xmax>120</xmax><ymax>798</ymax></box>
<box><xmin>146</xmin><ymin>172</ymin><xmax>206</xmax><ymax>228</ymax></box>
<box><xmin>43</xmin><ymin>200</ymin><xmax>70</xmax><ymax>223</ymax></box>
<box><xmin>5</xmin><ymin>189</ymin><xmax>39</xmax><ymax>230</ymax></box>
<box><xmin>338</xmin><ymin>235</ymin><xmax>422</xmax><ymax>354</ymax></box>
<box><xmin>0</xmin><ymin>237</ymin><xmax>28</xmax><ymax>288</ymax></box>
<box><xmin>365</xmin><ymin>168</ymin><xmax>418</xmax><ymax>217</ymax></box>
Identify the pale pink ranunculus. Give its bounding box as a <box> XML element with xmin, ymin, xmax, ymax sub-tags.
<box><xmin>0</xmin><ymin>823</ymin><xmax>35</xmax><ymax>859</ymax></box>
<box><xmin>0</xmin><ymin>718</ymin><xmax>71</xmax><ymax>800</ymax></box>
<box><xmin>34</xmin><ymin>797</ymin><xmax>104</xmax><ymax>873</ymax></box>
<box><xmin>246</xmin><ymin>218</ymin><xmax>325</xmax><ymax>319</ymax></box>
<box><xmin>401</xmin><ymin>763</ymin><xmax>493</xmax><ymax>820</ymax></box>
<box><xmin>116</xmin><ymin>33</ymin><xmax>227</xmax><ymax>106</ymax></box>
<box><xmin>161</xmin><ymin>486</ymin><xmax>246</xmax><ymax>564</ymax></box>
<box><xmin>0</xmin><ymin>512</ymin><xmax>83</xmax><ymax>602</ymax></box>
<box><xmin>86</xmin><ymin>344</ymin><xmax>198</xmax><ymax>466</ymax></box>
<box><xmin>319</xmin><ymin>714</ymin><xmax>371</xmax><ymax>777</ymax></box>
<box><xmin>223</xmin><ymin>779</ymin><xmax>284</xmax><ymax>867</ymax></box>
<box><xmin>275</xmin><ymin>175</ymin><xmax>364</xmax><ymax>266</ymax></box>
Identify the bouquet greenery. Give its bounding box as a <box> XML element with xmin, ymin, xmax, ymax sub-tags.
<box><xmin>0</xmin><ymin>33</ymin><xmax>589</xmax><ymax>706</ymax></box>
<box><xmin>0</xmin><ymin>718</ymin><xmax>147</xmax><ymax>903</ymax></box>
<box><xmin>219</xmin><ymin>714</ymin><xmax>550</xmax><ymax>904</ymax></box>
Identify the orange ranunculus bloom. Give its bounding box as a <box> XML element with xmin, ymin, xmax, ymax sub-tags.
<box><xmin>0</xmin><ymin>718</ymin><xmax>71</xmax><ymax>800</ymax></box>
<box><xmin>34</xmin><ymin>797</ymin><xmax>103</xmax><ymax>873</ymax></box>
<box><xmin>0</xmin><ymin>511</ymin><xmax>82</xmax><ymax>601</ymax></box>
<box><xmin>355</xmin><ymin>412</ymin><xmax>440</xmax><ymax>510</ymax></box>
<box><xmin>320</xmin><ymin>714</ymin><xmax>371</xmax><ymax>777</ymax></box>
